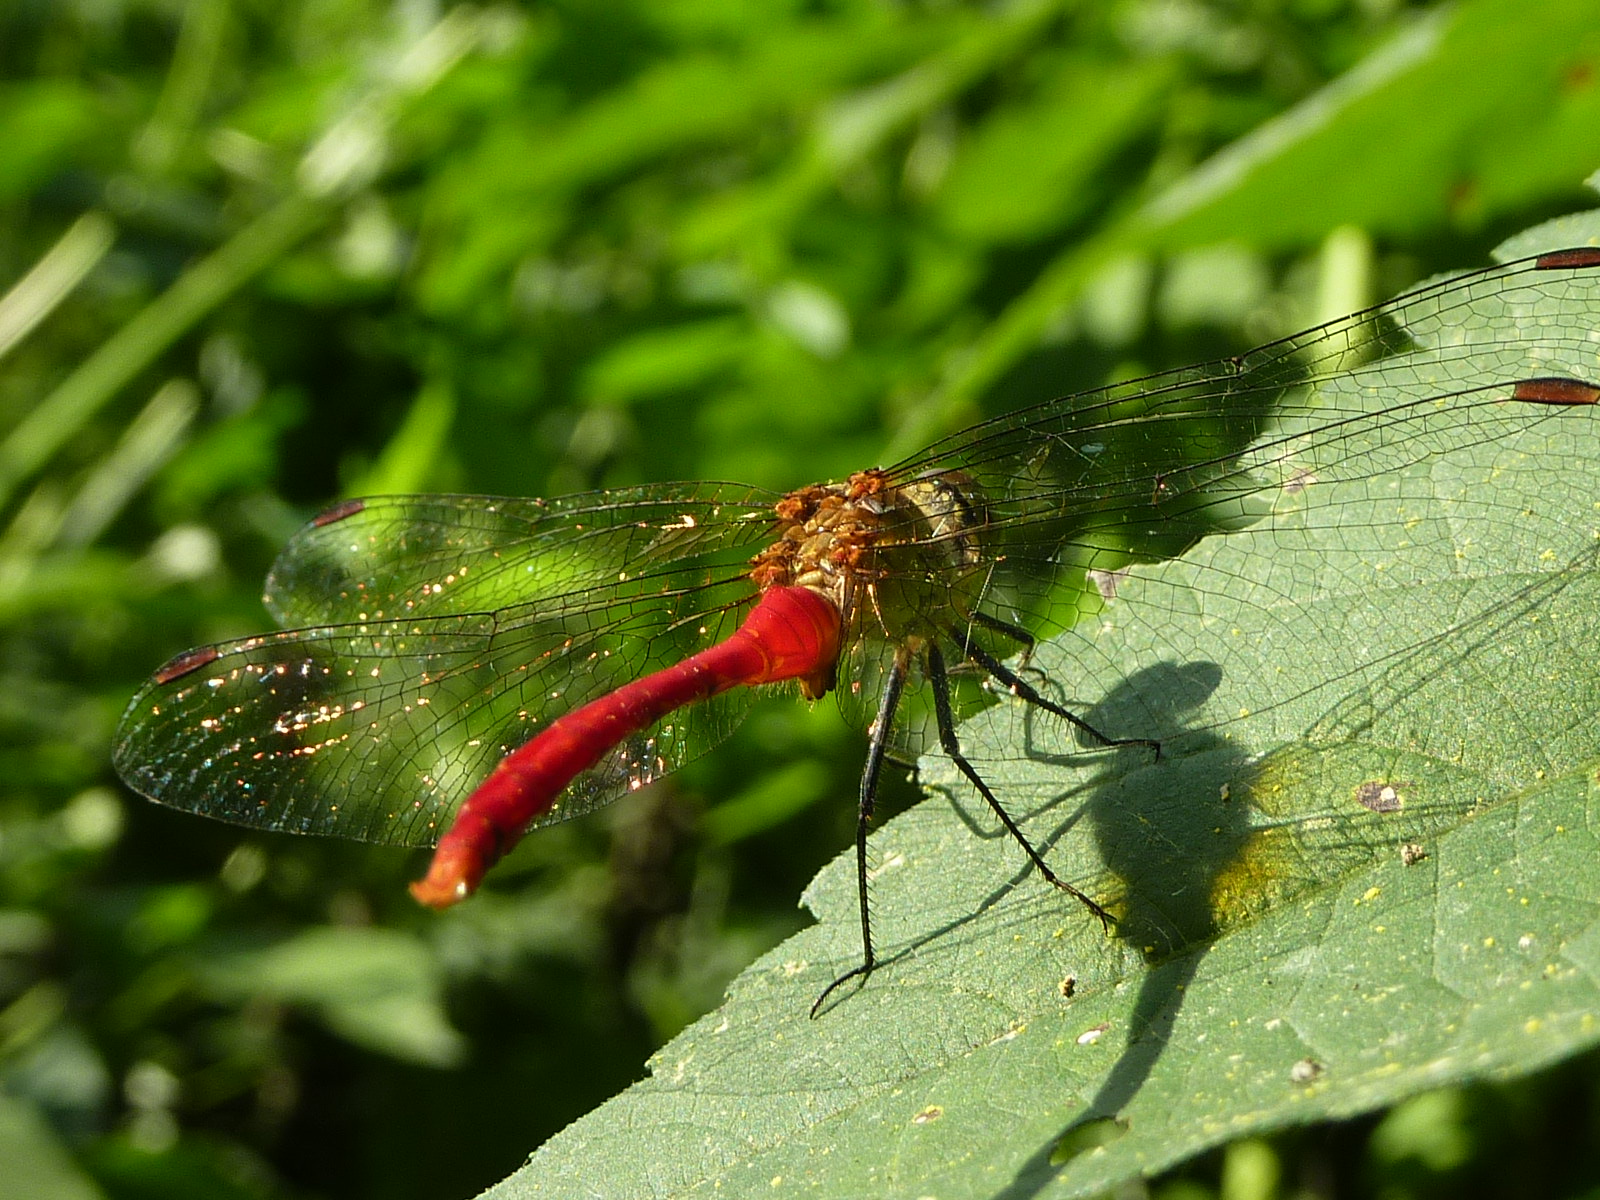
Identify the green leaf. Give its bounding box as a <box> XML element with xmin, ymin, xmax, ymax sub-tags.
<box><xmin>933</xmin><ymin>55</ymin><xmax>1172</xmax><ymax>244</ymax></box>
<box><xmin>903</xmin><ymin>0</ymin><xmax>1600</xmax><ymax>453</ymax></box>
<box><xmin>1139</xmin><ymin>0</ymin><xmax>1600</xmax><ymax>244</ymax></box>
<box><xmin>485</xmin><ymin>219</ymin><xmax>1600</xmax><ymax>1195</ymax></box>
<box><xmin>195</xmin><ymin>927</ymin><xmax>466</xmax><ymax>1069</ymax></box>
<box><xmin>0</xmin><ymin>1092</ymin><xmax>107</xmax><ymax>1200</ymax></box>
<box><xmin>0</xmin><ymin>81</ymin><xmax>101</xmax><ymax>204</ymax></box>
<box><xmin>581</xmin><ymin>318</ymin><xmax>749</xmax><ymax>405</ymax></box>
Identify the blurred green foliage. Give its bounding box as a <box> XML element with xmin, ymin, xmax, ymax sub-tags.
<box><xmin>1</xmin><ymin>0</ymin><xmax>1598</xmax><ymax>1197</ymax></box>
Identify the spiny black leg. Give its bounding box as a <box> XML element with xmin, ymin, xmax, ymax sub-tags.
<box><xmin>926</xmin><ymin>643</ymin><xmax>1115</xmax><ymax>931</ymax></box>
<box><xmin>953</xmin><ymin>630</ymin><xmax>1161</xmax><ymax>759</ymax></box>
<box><xmin>811</xmin><ymin>644</ymin><xmax>911</xmax><ymax>1018</ymax></box>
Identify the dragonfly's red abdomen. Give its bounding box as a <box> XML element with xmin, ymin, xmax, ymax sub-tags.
<box><xmin>409</xmin><ymin>585</ymin><xmax>842</xmax><ymax>908</ymax></box>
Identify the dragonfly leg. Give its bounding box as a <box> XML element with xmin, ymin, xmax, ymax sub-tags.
<box><xmin>926</xmin><ymin>642</ymin><xmax>1117</xmax><ymax>930</ymax></box>
<box><xmin>951</xmin><ymin>629</ymin><xmax>1161</xmax><ymax>759</ymax></box>
<box><xmin>969</xmin><ymin>609</ymin><xmax>1035</xmax><ymax>665</ymax></box>
<box><xmin>810</xmin><ymin>643</ymin><xmax>910</xmax><ymax>1018</ymax></box>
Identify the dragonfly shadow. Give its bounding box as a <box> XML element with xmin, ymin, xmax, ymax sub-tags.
<box><xmin>1083</xmin><ymin>660</ymin><xmax>1241</xmax><ymax>957</ymax></box>
<box><xmin>959</xmin><ymin>660</ymin><xmax>1238</xmax><ymax>958</ymax></box>
<box><xmin>898</xmin><ymin>658</ymin><xmax>1244</xmax><ymax>1010</ymax></box>
<box><xmin>1077</xmin><ymin>666</ymin><xmax>1241</xmax><ymax>1126</ymax></box>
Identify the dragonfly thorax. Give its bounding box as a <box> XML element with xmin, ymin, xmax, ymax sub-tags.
<box><xmin>751</xmin><ymin>468</ymin><xmax>993</xmax><ymax>660</ymax></box>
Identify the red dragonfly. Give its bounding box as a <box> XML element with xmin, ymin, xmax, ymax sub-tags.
<box><xmin>114</xmin><ymin>247</ymin><xmax>1600</xmax><ymax>1010</ymax></box>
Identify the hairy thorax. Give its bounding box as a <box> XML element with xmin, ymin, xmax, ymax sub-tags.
<box><xmin>750</xmin><ymin>468</ymin><xmax>993</xmax><ymax>696</ymax></box>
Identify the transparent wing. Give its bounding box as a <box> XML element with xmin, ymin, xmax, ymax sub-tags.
<box><xmin>877</xmin><ymin>249</ymin><xmax>1600</xmax><ymax>648</ymax></box>
<box><xmin>265</xmin><ymin>483</ymin><xmax>778</xmax><ymax>626</ymax></box>
<box><xmin>114</xmin><ymin>485</ymin><xmax>783</xmax><ymax>845</ymax></box>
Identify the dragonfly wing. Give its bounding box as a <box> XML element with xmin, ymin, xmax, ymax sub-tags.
<box><xmin>886</xmin><ymin>250</ymin><xmax>1600</xmax><ymax>642</ymax></box>
<box><xmin>117</xmin><ymin>547</ymin><xmax>775</xmax><ymax>846</ymax></box>
<box><xmin>265</xmin><ymin>484</ymin><xmax>779</xmax><ymax>627</ymax></box>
